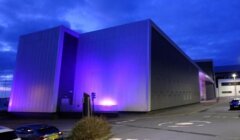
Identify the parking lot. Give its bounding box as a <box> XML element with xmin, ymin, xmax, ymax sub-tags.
<box><xmin>1</xmin><ymin>98</ymin><xmax>239</xmax><ymax>140</ymax></box>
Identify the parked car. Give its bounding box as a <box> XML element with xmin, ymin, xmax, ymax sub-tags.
<box><xmin>0</xmin><ymin>126</ymin><xmax>21</xmax><ymax>140</ymax></box>
<box><xmin>229</xmin><ymin>98</ymin><xmax>240</xmax><ymax>110</ymax></box>
<box><xmin>15</xmin><ymin>124</ymin><xmax>63</xmax><ymax>140</ymax></box>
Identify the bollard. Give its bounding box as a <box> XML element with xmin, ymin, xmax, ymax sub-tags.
<box><xmin>82</xmin><ymin>93</ymin><xmax>92</xmax><ymax>117</ymax></box>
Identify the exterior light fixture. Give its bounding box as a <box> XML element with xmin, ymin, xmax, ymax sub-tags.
<box><xmin>232</xmin><ymin>73</ymin><xmax>237</xmax><ymax>97</ymax></box>
<box><xmin>232</xmin><ymin>73</ymin><xmax>237</xmax><ymax>79</ymax></box>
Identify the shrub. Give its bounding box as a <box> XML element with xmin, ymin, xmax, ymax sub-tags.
<box><xmin>69</xmin><ymin>116</ymin><xmax>111</xmax><ymax>140</ymax></box>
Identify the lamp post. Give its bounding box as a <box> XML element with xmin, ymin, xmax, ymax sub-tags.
<box><xmin>232</xmin><ymin>73</ymin><xmax>237</xmax><ymax>97</ymax></box>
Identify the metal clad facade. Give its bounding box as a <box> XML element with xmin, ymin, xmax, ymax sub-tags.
<box><xmin>151</xmin><ymin>27</ymin><xmax>200</xmax><ymax>110</ymax></box>
<box><xmin>9</xmin><ymin>27</ymin><xmax>61</xmax><ymax>112</ymax></box>
<box><xmin>75</xmin><ymin>20</ymin><xmax>150</xmax><ymax>111</ymax></box>
<box><xmin>9</xmin><ymin>19</ymin><xmax>204</xmax><ymax>113</ymax></box>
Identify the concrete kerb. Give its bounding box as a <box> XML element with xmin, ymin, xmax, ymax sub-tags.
<box><xmin>189</xmin><ymin>99</ymin><xmax>227</xmax><ymax>115</ymax></box>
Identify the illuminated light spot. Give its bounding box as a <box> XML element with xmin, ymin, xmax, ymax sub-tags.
<box><xmin>99</xmin><ymin>99</ymin><xmax>116</xmax><ymax>106</ymax></box>
<box><xmin>8</xmin><ymin>100</ymin><xmax>12</xmax><ymax>107</ymax></box>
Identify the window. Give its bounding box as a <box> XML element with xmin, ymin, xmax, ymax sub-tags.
<box><xmin>222</xmin><ymin>91</ymin><xmax>232</xmax><ymax>94</ymax></box>
<box><xmin>221</xmin><ymin>82</ymin><xmax>240</xmax><ymax>86</ymax></box>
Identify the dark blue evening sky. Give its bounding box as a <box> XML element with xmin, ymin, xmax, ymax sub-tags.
<box><xmin>0</xmin><ymin>0</ymin><xmax>240</xmax><ymax>71</ymax></box>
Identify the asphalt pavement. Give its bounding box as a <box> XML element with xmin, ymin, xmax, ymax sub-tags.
<box><xmin>0</xmin><ymin>98</ymin><xmax>239</xmax><ymax>140</ymax></box>
<box><xmin>110</xmin><ymin>98</ymin><xmax>240</xmax><ymax>140</ymax></box>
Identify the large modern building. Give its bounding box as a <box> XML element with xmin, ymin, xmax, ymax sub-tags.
<box><xmin>9</xmin><ymin>19</ymin><xmax>215</xmax><ymax>113</ymax></box>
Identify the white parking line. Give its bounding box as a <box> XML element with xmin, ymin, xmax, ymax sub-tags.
<box><xmin>168</xmin><ymin>125</ymin><xmax>189</xmax><ymax>128</ymax></box>
<box><xmin>189</xmin><ymin>120</ymin><xmax>211</xmax><ymax>124</ymax></box>
<box><xmin>115</xmin><ymin>119</ymin><xmax>136</xmax><ymax>124</ymax></box>
<box><xmin>196</xmin><ymin>124</ymin><xmax>204</xmax><ymax>127</ymax></box>
<box><xmin>203</xmin><ymin>115</ymin><xmax>211</xmax><ymax>118</ymax></box>
<box><xmin>109</xmin><ymin>138</ymin><xmax>122</xmax><ymax>140</ymax></box>
<box><xmin>158</xmin><ymin>122</ymin><xmax>173</xmax><ymax>126</ymax></box>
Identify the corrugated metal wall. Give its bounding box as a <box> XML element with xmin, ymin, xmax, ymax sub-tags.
<box><xmin>151</xmin><ymin>27</ymin><xmax>200</xmax><ymax>110</ymax></box>
<box><xmin>9</xmin><ymin>27</ymin><xmax>61</xmax><ymax>112</ymax></box>
<box><xmin>75</xmin><ymin>20</ymin><xmax>150</xmax><ymax>112</ymax></box>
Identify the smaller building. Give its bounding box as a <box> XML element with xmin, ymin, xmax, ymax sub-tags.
<box><xmin>215</xmin><ymin>65</ymin><xmax>240</xmax><ymax>97</ymax></box>
<box><xmin>195</xmin><ymin>59</ymin><xmax>216</xmax><ymax>100</ymax></box>
<box><xmin>218</xmin><ymin>78</ymin><xmax>240</xmax><ymax>97</ymax></box>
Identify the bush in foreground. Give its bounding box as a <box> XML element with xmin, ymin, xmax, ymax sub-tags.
<box><xmin>69</xmin><ymin>116</ymin><xmax>111</xmax><ymax>140</ymax></box>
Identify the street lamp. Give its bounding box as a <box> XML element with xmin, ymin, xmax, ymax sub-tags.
<box><xmin>232</xmin><ymin>73</ymin><xmax>237</xmax><ymax>97</ymax></box>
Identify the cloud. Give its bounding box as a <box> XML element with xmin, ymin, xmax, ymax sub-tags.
<box><xmin>0</xmin><ymin>51</ymin><xmax>16</xmax><ymax>71</ymax></box>
<box><xmin>0</xmin><ymin>0</ymin><xmax>240</xmax><ymax>72</ymax></box>
<box><xmin>0</xmin><ymin>41</ymin><xmax>16</xmax><ymax>52</ymax></box>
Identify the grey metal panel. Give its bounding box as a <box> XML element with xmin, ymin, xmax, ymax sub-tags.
<box><xmin>9</xmin><ymin>27</ymin><xmax>61</xmax><ymax>112</ymax></box>
<box><xmin>75</xmin><ymin>20</ymin><xmax>150</xmax><ymax>112</ymax></box>
<box><xmin>151</xmin><ymin>27</ymin><xmax>200</xmax><ymax>110</ymax></box>
<box><xmin>206</xmin><ymin>83</ymin><xmax>215</xmax><ymax>100</ymax></box>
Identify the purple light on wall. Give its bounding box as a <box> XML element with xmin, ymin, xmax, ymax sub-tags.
<box><xmin>74</xmin><ymin>20</ymin><xmax>150</xmax><ymax>112</ymax></box>
<box><xmin>99</xmin><ymin>99</ymin><xmax>117</xmax><ymax>106</ymax></box>
<box><xmin>8</xmin><ymin>27</ymin><xmax>62</xmax><ymax>112</ymax></box>
<box><xmin>199</xmin><ymin>71</ymin><xmax>207</xmax><ymax>100</ymax></box>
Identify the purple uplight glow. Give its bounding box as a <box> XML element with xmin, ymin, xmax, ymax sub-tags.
<box><xmin>74</xmin><ymin>20</ymin><xmax>150</xmax><ymax>112</ymax></box>
<box><xmin>99</xmin><ymin>99</ymin><xmax>117</xmax><ymax>106</ymax></box>
<box><xmin>198</xmin><ymin>71</ymin><xmax>214</xmax><ymax>100</ymax></box>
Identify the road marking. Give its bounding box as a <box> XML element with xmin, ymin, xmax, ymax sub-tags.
<box><xmin>168</xmin><ymin>125</ymin><xmax>189</xmax><ymax>128</ymax></box>
<box><xmin>109</xmin><ymin>138</ymin><xmax>122</xmax><ymax>140</ymax></box>
<box><xmin>175</xmin><ymin>122</ymin><xmax>193</xmax><ymax>126</ymax></box>
<box><xmin>158</xmin><ymin>122</ymin><xmax>173</xmax><ymax>126</ymax></box>
<box><xmin>196</xmin><ymin>124</ymin><xmax>204</xmax><ymax>127</ymax></box>
<box><xmin>109</xmin><ymin>138</ymin><xmax>148</xmax><ymax>140</ymax></box>
<box><xmin>159</xmin><ymin>120</ymin><xmax>211</xmax><ymax>128</ymax></box>
<box><xmin>115</xmin><ymin>119</ymin><xmax>136</xmax><ymax>124</ymax></box>
<box><xmin>189</xmin><ymin>120</ymin><xmax>211</xmax><ymax>124</ymax></box>
<box><xmin>203</xmin><ymin>115</ymin><xmax>211</xmax><ymax>118</ymax></box>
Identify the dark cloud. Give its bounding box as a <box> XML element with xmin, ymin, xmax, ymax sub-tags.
<box><xmin>0</xmin><ymin>52</ymin><xmax>16</xmax><ymax>71</ymax></box>
<box><xmin>0</xmin><ymin>0</ymin><xmax>240</xmax><ymax>73</ymax></box>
